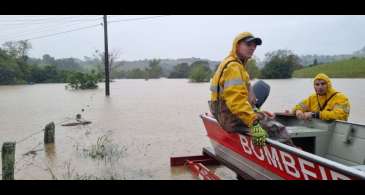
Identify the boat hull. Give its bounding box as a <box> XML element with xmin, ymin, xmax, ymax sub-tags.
<box><xmin>201</xmin><ymin>113</ymin><xmax>365</xmax><ymax>180</ymax></box>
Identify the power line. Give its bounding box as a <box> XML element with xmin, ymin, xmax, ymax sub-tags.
<box><xmin>0</xmin><ymin>19</ymin><xmax>101</xmax><ymax>42</ymax></box>
<box><xmin>0</xmin><ymin>16</ymin><xmax>101</xmax><ymax>39</ymax></box>
<box><xmin>23</xmin><ymin>23</ymin><xmax>103</xmax><ymax>41</ymax></box>
<box><xmin>1</xmin><ymin>15</ymin><xmax>172</xmax><ymax>43</ymax></box>
<box><xmin>0</xmin><ymin>15</ymin><xmax>98</xmax><ymax>23</ymax></box>
<box><xmin>108</xmin><ymin>15</ymin><xmax>171</xmax><ymax>24</ymax></box>
<box><xmin>0</xmin><ymin>16</ymin><xmax>102</xmax><ymax>26</ymax></box>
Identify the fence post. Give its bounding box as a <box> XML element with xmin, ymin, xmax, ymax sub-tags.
<box><xmin>2</xmin><ymin>142</ymin><xmax>16</xmax><ymax>180</ymax></box>
<box><xmin>44</xmin><ymin>122</ymin><xmax>55</xmax><ymax>144</ymax></box>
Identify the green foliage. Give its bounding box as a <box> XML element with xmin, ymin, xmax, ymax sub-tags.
<box><xmin>293</xmin><ymin>57</ymin><xmax>365</xmax><ymax>78</ymax></box>
<box><xmin>66</xmin><ymin>70</ymin><xmax>102</xmax><ymax>89</ymax></box>
<box><xmin>261</xmin><ymin>50</ymin><xmax>302</xmax><ymax>79</ymax></box>
<box><xmin>189</xmin><ymin>63</ymin><xmax>212</xmax><ymax>82</ymax></box>
<box><xmin>125</xmin><ymin>68</ymin><xmax>146</xmax><ymax>79</ymax></box>
<box><xmin>145</xmin><ymin>59</ymin><xmax>162</xmax><ymax>79</ymax></box>
<box><xmin>168</xmin><ymin>63</ymin><xmax>190</xmax><ymax>78</ymax></box>
<box><xmin>0</xmin><ymin>41</ymin><xmax>94</xmax><ymax>85</ymax></box>
<box><xmin>0</xmin><ymin>49</ymin><xmax>19</xmax><ymax>84</ymax></box>
<box><xmin>246</xmin><ymin>59</ymin><xmax>261</xmax><ymax>79</ymax></box>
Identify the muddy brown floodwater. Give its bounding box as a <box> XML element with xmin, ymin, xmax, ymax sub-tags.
<box><xmin>0</xmin><ymin>78</ymin><xmax>364</xmax><ymax>179</ymax></box>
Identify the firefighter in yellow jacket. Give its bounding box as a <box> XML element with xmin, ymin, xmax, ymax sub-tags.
<box><xmin>209</xmin><ymin>32</ymin><xmax>268</xmax><ymax>146</ymax></box>
<box><xmin>292</xmin><ymin>73</ymin><xmax>350</xmax><ymax>121</ymax></box>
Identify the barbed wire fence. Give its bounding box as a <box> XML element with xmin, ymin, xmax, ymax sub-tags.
<box><xmin>0</xmin><ymin>116</ymin><xmax>77</xmax><ymax>178</ymax></box>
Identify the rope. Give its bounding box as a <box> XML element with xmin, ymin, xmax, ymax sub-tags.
<box><xmin>15</xmin><ymin>129</ymin><xmax>44</xmax><ymax>144</ymax></box>
<box><xmin>12</xmin><ymin>117</ymin><xmax>74</xmax><ymax>145</ymax></box>
<box><xmin>1</xmin><ymin>116</ymin><xmax>81</xmax><ymax>178</ymax></box>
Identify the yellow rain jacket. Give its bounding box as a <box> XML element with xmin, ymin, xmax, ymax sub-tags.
<box><xmin>292</xmin><ymin>73</ymin><xmax>350</xmax><ymax>121</ymax></box>
<box><xmin>209</xmin><ymin>32</ymin><xmax>257</xmax><ymax>132</ymax></box>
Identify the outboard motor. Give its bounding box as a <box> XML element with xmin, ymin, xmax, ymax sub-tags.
<box><xmin>252</xmin><ymin>80</ymin><xmax>270</xmax><ymax>109</ymax></box>
<box><xmin>252</xmin><ymin>80</ymin><xmax>295</xmax><ymax>146</ymax></box>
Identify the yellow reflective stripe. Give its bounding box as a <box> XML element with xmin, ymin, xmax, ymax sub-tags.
<box><xmin>210</xmin><ymin>78</ymin><xmax>245</xmax><ymax>93</ymax></box>
<box><xmin>334</xmin><ymin>104</ymin><xmax>350</xmax><ymax>114</ymax></box>
<box><xmin>223</xmin><ymin>78</ymin><xmax>245</xmax><ymax>89</ymax></box>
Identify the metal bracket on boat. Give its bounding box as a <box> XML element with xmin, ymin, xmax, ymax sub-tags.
<box><xmin>344</xmin><ymin>125</ymin><xmax>355</xmax><ymax>144</ymax></box>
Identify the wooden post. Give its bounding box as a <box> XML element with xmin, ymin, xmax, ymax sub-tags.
<box><xmin>2</xmin><ymin>142</ymin><xmax>16</xmax><ymax>180</ymax></box>
<box><xmin>44</xmin><ymin>122</ymin><xmax>55</xmax><ymax>144</ymax></box>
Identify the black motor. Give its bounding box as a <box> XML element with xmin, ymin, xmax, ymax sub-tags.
<box><xmin>252</xmin><ymin>80</ymin><xmax>270</xmax><ymax>109</ymax></box>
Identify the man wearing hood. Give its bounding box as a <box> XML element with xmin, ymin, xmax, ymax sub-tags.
<box><xmin>209</xmin><ymin>32</ymin><xmax>268</xmax><ymax>146</ymax></box>
<box><xmin>292</xmin><ymin>73</ymin><xmax>350</xmax><ymax>121</ymax></box>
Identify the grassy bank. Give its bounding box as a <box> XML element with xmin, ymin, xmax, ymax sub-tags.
<box><xmin>293</xmin><ymin>57</ymin><xmax>365</xmax><ymax>78</ymax></box>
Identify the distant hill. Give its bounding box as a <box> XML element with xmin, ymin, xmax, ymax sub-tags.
<box><xmin>28</xmin><ymin>56</ymin><xmax>220</xmax><ymax>74</ymax></box>
<box><xmin>299</xmin><ymin>46</ymin><xmax>365</xmax><ymax>66</ymax></box>
<box><xmin>293</xmin><ymin>57</ymin><xmax>365</xmax><ymax>78</ymax></box>
<box><xmin>116</xmin><ymin>57</ymin><xmax>220</xmax><ymax>73</ymax></box>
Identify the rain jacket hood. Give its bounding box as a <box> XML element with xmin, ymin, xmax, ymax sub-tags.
<box><xmin>226</xmin><ymin>32</ymin><xmax>254</xmax><ymax>64</ymax></box>
<box><xmin>314</xmin><ymin>73</ymin><xmax>337</xmax><ymax>97</ymax></box>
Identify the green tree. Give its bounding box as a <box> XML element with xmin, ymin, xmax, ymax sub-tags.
<box><xmin>246</xmin><ymin>59</ymin><xmax>261</xmax><ymax>79</ymax></box>
<box><xmin>189</xmin><ymin>63</ymin><xmax>212</xmax><ymax>82</ymax></box>
<box><xmin>261</xmin><ymin>50</ymin><xmax>302</xmax><ymax>79</ymax></box>
<box><xmin>0</xmin><ymin>48</ymin><xmax>21</xmax><ymax>84</ymax></box>
<box><xmin>145</xmin><ymin>59</ymin><xmax>162</xmax><ymax>79</ymax></box>
<box><xmin>42</xmin><ymin>54</ymin><xmax>57</xmax><ymax>65</ymax></box>
<box><xmin>2</xmin><ymin>40</ymin><xmax>32</xmax><ymax>82</ymax></box>
<box><xmin>168</xmin><ymin>63</ymin><xmax>190</xmax><ymax>78</ymax></box>
<box><xmin>126</xmin><ymin>68</ymin><xmax>147</xmax><ymax>79</ymax></box>
<box><xmin>313</xmin><ymin>58</ymin><xmax>318</xmax><ymax>65</ymax></box>
<box><xmin>66</xmin><ymin>70</ymin><xmax>101</xmax><ymax>89</ymax></box>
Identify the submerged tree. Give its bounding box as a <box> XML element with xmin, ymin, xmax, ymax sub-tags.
<box><xmin>67</xmin><ymin>70</ymin><xmax>102</xmax><ymax>90</ymax></box>
<box><xmin>189</xmin><ymin>63</ymin><xmax>212</xmax><ymax>82</ymax></box>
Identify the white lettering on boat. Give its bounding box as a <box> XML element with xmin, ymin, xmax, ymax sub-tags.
<box><xmin>250</xmin><ymin>140</ymin><xmax>265</xmax><ymax>161</ymax></box>
<box><xmin>263</xmin><ymin>146</ymin><xmax>283</xmax><ymax>171</ymax></box>
<box><xmin>239</xmin><ymin>135</ymin><xmax>252</xmax><ymax>155</ymax></box>
<box><xmin>319</xmin><ymin>165</ymin><xmax>328</xmax><ymax>180</ymax></box>
<box><xmin>280</xmin><ymin>150</ymin><xmax>301</xmax><ymax>178</ymax></box>
<box><xmin>237</xmin><ymin>134</ymin><xmax>352</xmax><ymax>180</ymax></box>
<box><xmin>298</xmin><ymin>158</ymin><xmax>317</xmax><ymax>180</ymax></box>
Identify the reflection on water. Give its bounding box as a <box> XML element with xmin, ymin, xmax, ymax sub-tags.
<box><xmin>44</xmin><ymin>144</ymin><xmax>56</xmax><ymax>164</ymax></box>
<box><xmin>0</xmin><ymin>78</ymin><xmax>364</xmax><ymax>179</ymax></box>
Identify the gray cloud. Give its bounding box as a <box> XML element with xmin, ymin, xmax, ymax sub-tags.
<box><xmin>1</xmin><ymin>15</ymin><xmax>364</xmax><ymax>61</ymax></box>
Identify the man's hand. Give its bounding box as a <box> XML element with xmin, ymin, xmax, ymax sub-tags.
<box><xmin>303</xmin><ymin>112</ymin><xmax>313</xmax><ymax>120</ymax></box>
<box><xmin>262</xmin><ymin>111</ymin><xmax>275</xmax><ymax>120</ymax></box>
<box><xmin>295</xmin><ymin>110</ymin><xmax>305</xmax><ymax>120</ymax></box>
<box><xmin>250</xmin><ymin>123</ymin><xmax>268</xmax><ymax>146</ymax></box>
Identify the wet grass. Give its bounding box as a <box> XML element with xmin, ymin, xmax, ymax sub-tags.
<box><xmin>60</xmin><ymin>160</ymin><xmax>123</xmax><ymax>180</ymax></box>
<box><xmin>81</xmin><ymin>134</ymin><xmax>127</xmax><ymax>162</ymax></box>
<box><xmin>51</xmin><ymin>133</ymin><xmax>129</xmax><ymax>180</ymax></box>
<box><xmin>293</xmin><ymin>57</ymin><xmax>365</xmax><ymax>78</ymax></box>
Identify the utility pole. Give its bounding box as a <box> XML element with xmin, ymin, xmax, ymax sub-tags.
<box><xmin>103</xmin><ymin>15</ymin><xmax>110</xmax><ymax>96</ymax></box>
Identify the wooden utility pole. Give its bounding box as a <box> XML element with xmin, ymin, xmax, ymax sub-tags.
<box><xmin>103</xmin><ymin>15</ymin><xmax>110</xmax><ymax>96</ymax></box>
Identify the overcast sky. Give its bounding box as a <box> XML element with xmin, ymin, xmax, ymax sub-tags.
<box><xmin>1</xmin><ymin>15</ymin><xmax>365</xmax><ymax>61</ymax></box>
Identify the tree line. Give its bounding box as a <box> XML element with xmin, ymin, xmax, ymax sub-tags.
<box><xmin>1</xmin><ymin>40</ymin><xmax>309</xmax><ymax>87</ymax></box>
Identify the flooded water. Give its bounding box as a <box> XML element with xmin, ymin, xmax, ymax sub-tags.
<box><xmin>0</xmin><ymin>78</ymin><xmax>364</xmax><ymax>180</ymax></box>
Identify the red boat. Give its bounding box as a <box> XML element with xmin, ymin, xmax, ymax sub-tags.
<box><xmin>200</xmin><ymin>113</ymin><xmax>365</xmax><ymax>180</ymax></box>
